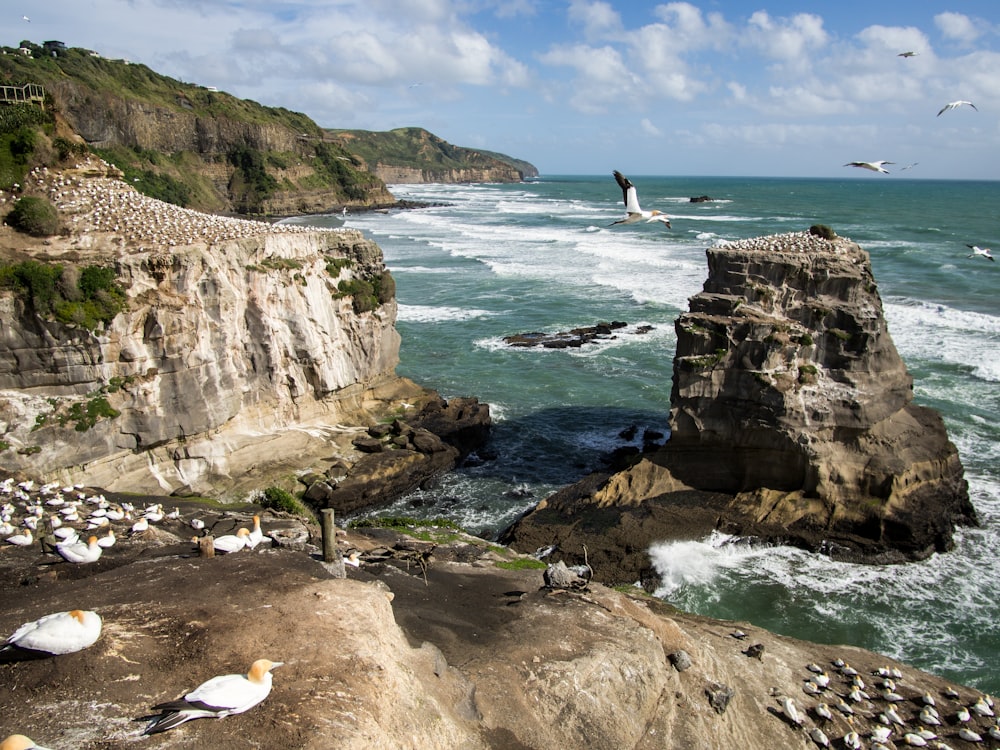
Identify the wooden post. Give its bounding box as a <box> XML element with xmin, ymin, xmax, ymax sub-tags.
<box><xmin>199</xmin><ymin>536</ymin><xmax>215</xmax><ymax>558</ymax></box>
<box><xmin>321</xmin><ymin>508</ymin><xmax>337</xmax><ymax>563</ymax></box>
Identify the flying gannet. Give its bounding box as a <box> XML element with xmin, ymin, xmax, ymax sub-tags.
<box><xmin>844</xmin><ymin>161</ymin><xmax>894</xmax><ymax>174</ymax></box>
<box><xmin>143</xmin><ymin>659</ymin><xmax>283</xmax><ymax>734</ymax></box>
<box><xmin>898</xmin><ymin>51</ymin><xmax>918</xmax><ymax>58</ymax></box>
<box><xmin>967</xmin><ymin>245</ymin><xmax>995</xmax><ymax>262</ymax></box>
<box><xmin>609</xmin><ymin>171</ymin><xmax>671</xmax><ymax>228</ymax></box>
<box><xmin>937</xmin><ymin>100</ymin><xmax>978</xmax><ymax>116</ymax></box>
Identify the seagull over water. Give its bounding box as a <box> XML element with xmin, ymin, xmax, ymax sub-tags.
<box><xmin>609</xmin><ymin>171</ymin><xmax>671</xmax><ymax>228</ymax></box>
<box><xmin>937</xmin><ymin>100</ymin><xmax>978</xmax><ymax>116</ymax></box>
<box><xmin>844</xmin><ymin>161</ymin><xmax>894</xmax><ymax>174</ymax></box>
<box><xmin>967</xmin><ymin>245</ymin><xmax>995</xmax><ymax>262</ymax></box>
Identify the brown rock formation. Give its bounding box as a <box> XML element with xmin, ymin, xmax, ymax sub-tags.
<box><xmin>1</xmin><ymin>524</ymin><xmax>993</xmax><ymax>749</ymax></box>
<box><xmin>0</xmin><ymin>162</ymin><xmax>425</xmax><ymax>499</ymax></box>
<box><xmin>503</xmin><ymin>232</ymin><xmax>975</xmax><ymax>580</ymax></box>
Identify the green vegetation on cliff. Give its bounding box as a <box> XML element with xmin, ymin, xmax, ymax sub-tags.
<box><xmin>0</xmin><ymin>259</ymin><xmax>127</xmax><ymax>331</ymax></box>
<box><xmin>326</xmin><ymin>126</ymin><xmax>537</xmax><ymax>180</ymax></box>
<box><xmin>1</xmin><ymin>40</ymin><xmax>536</xmax><ymax>214</ymax></box>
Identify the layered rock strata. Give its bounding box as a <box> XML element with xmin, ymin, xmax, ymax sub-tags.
<box><xmin>0</xmin><ymin>161</ymin><xmax>438</xmax><ymax>499</ymax></box>
<box><xmin>504</xmin><ymin>232</ymin><xmax>975</xmax><ymax>579</ymax></box>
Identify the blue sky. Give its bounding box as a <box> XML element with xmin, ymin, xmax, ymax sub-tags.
<box><xmin>13</xmin><ymin>1</ymin><xmax>1000</xmax><ymax>178</ymax></box>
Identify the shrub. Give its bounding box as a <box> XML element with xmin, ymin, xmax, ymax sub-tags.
<box><xmin>375</xmin><ymin>270</ymin><xmax>396</xmax><ymax>304</ymax></box>
<box><xmin>0</xmin><ymin>259</ymin><xmax>127</xmax><ymax>330</ymax></box>
<box><xmin>260</xmin><ymin>486</ymin><xmax>310</xmax><ymax>516</ymax></box>
<box><xmin>809</xmin><ymin>224</ymin><xmax>836</xmax><ymax>240</ymax></box>
<box><xmin>5</xmin><ymin>195</ymin><xmax>60</xmax><ymax>236</ymax></box>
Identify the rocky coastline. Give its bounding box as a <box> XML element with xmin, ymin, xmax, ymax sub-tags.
<box><xmin>2</xmin><ymin>165</ymin><xmax>992</xmax><ymax>749</ymax></box>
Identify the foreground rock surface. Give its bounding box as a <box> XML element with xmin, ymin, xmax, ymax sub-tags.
<box><xmin>504</xmin><ymin>232</ymin><xmax>975</xmax><ymax>579</ymax></box>
<box><xmin>2</xmin><ymin>523</ymin><xmax>995</xmax><ymax>750</ymax></box>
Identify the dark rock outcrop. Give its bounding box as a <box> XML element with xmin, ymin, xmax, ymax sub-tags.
<box><xmin>503</xmin><ymin>321</ymin><xmax>654</xmax><ymax>349</ymax></box>
<box><xmin>503</xmin><ymin>232</ymin><xmax>975</xmax><ymax>581</ymax></box>
<box><xmin>300</xmin><ymin>396</ymin><xmax>491</xmax><ymax>515</ymax></box>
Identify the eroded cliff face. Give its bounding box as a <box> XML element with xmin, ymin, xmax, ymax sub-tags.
<box><xmin>0</xmin><ymin>166</ymin><xmax>414</xmax><ymax>497</ymax></box>
<box><xmin>504</xmin><ymin>232</ymin><xmax>975</xmax><ymax>576</ymax></box>
<box><xmin>374</xmin><ymin>164</ymin><xmax>525</xmax><ymax>184</ymax></box>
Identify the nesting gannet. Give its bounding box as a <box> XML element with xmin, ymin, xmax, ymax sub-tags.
<box><xmin>5</xmin><ymin>529</ymin><xmax>33</xmax><ymax>547</ymax></box>
<box><xmin>957</xmin><ymin>706</ymin><xmax>972</xmax><ymax>722</ymax></box>
<box><xmin>844</xmin><ymin>161</ymin><xmax>894</xmax><ymax>174</ymax></box>
<box><xmin>1</xmin><ymin>609</ymin><xmax>102</xmax><ymax>659</ymax></box>
<box><xmin>143</xmin><ymin>659</ymin><xmax>282</xmax><ymax>734</ymax></box>
<box><xmin>97</xmin><ymin>529</ymin><xmax>117</xmax><ymax>548</ymax></box>
<box><xmin>814</xmin><ymin>703</ymin><xmax>833</xmax><ymax>721</ymax></box>
<box><xmin>967</xmin><ymin>245</ymin><xmax>995</xmax><ymax>261</ymax></box>
<box><xmin>937</xmin><ymin>100</ymin><xmax>977</xmax><ymax>116</ymax></box>
<box><xmin>609</xmin><ymin>171</ymin><xmax>671</xmax><ymax>228</ymax></box>
<box><xmin>870</xmin><ymin>725</ymin><xmax>892</xmax><ymax>743</ymax></box>
<box><xmin>882</xmin><ymin>706</ymin><xmax>905</xmax><ymax>725</ymax></box>
<box><xmin>130</xmin><ymin>517</ymin><xmax>149</xmax><ymax>534</ymax></box>
<box><xmin>972</xmin><ymin>696</ymin><xmax>995</xmax><ymax>716</ymax></box>
<box><xmin>343</xmin><ymin>551</ymin><xmax>361</xmax><ymax>568</ymax></box>
<box><xmin>809</xmin><ymin>727</ymin><xmax>830</xmax><ymax>747</ymax></box>
<box><xmin>1</xmin><ymin>735</ymin><xmax>54</xmax><ymax>750</ymax></box>
<box><xmin>213</xmin><ymin>528</ymin><xmax>250</xmax><ymax>554</ymax></box>
<box><xmin>779</xmin><ymin>696</ymin><xmax>802</xmax><ymax>725</ymax></box>
<box><xmin>190</xmin><ymin>518</ymin><xmax>205</xmax><ymax>531</ymax></box>
<box><xmin>958</xmin><ymin>727</ymin><xmax>983</xmax><ymax>742</ymax></box>
<box><xmin>843</xmin><ymin>730</ymin><xmax>862</xmax><ymax>749</ymax></box>
<box><xmin>902</xmin><ymin>732</ymin><xmax>928</xmax><ymax>746</ymax></box>
<box><xmin>919</xmin><ymin>706</ymin><xmax>941</xmax><ymax>725</ymax></box>
<box><xmin>55</xmin><ymin>535</ymin><xmax>102</xmax><ymax>564</ymax></box>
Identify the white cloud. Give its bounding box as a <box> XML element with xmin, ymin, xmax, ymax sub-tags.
<box><xmin>935</xmin><ymin>12</ymin><xmax>982</xmax><ymax>45</ymax></box>
<box><xmin>567</xmin><ymin>0</ymin><xmax>623</xmax><ymax>40</ymax></box>
<box><xmin>640</xmin><ymin>117</ymin><xmax>662</xmax><ymax>136</ymax></box>
<box><xmin>744</xmin><ymin>11</ymin><xmax>828</xmax><ymax>71</ymax></box>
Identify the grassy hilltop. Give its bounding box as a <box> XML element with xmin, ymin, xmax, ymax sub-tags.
<box><xmin>0</xmin><ymin>40</ymin><xmax>535</xmax><ymax>215</ymax></box>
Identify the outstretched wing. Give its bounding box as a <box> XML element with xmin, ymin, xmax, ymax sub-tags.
<box><xmin>613</xmin><ymin>171</ymin><xmax>641</xmax><ymax>214</ymax></box>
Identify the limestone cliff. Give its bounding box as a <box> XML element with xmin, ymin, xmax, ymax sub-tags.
<box><xmin>0</xmin><ymin>161</ymin><xmax>420</xmax><ymax>498</ymax></box>
<box><xmin>503</xmin><ymin>232</ymin><xmax>975</xmax><ymax>578</ymax></box>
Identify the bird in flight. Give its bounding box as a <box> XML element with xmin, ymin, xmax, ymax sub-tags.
<box><xmin>844</xmin><ymin>161</ymin><xmax>894</xmax><ymax>174</ymax></box>
<box><xmin>966</xmin><ymin>245</ymin><xmax>995</xmax><ymax>262</ymax></box>
<box><xmin>900</xmin><ymin>163</ymin><xmax>919</xmax><ymax>171</ymax></box>
<box><xmin>937</xmin><ymin>100</ymin><xmax>978</xmax><ymax>116</ymax></box>
<box><xmin>609</xmin><ymin>171</ymin><xmax>671</xmax><ymax>228</ymax></box>
<box><xmin>897</xmin><ymin>51</ymin><xmax>917</xmax><ymax>58</ymax></box>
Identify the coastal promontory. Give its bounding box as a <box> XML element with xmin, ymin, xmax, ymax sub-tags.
<box><xmin>503</xmin><ymin>231</ymin><xmax>976</xmax><ymax>581</ymax></box>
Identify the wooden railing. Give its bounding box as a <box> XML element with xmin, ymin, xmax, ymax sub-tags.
<box><xmin>0</xmin><ymin>83</ymin><xmax>45</xmax><ymax>106</ymax></box>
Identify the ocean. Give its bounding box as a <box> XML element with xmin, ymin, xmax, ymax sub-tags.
<box><xmin>284</xmin><ymin>175</ymin><xmax>1000</xmax><ymax>694</ymax></box>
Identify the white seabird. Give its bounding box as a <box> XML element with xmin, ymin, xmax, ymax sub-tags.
<box><xmin>55</xmin><ymin>535</ymin><xmax>102</xmax><ymax>564</ymax></box>
<box><xmin>143</xmin><ymin>658</ymin><xmax>282</xmax><ymax>734</ymax></box>
<box><xmin>937</xmin><ymin>100</ymin><xmax>978</xmax><ymax>116</ymax></box>
<box><xmin>844</xmin><ymin>161</ymin><xmax>894</xmax><ymax>174</ymax></box>
<box><xmin>958</xmin><ymin>727</ymin><xmax>983</xmax><ymax>742</ymax></box>
<box><xmin>1</xmin><ymin>609</ymin><xmax>102</xmax><ymax>659</ymax></box>
<box><xmin>5</xmin><ymin>529</ymin><xmax>33</xmax><ymax>547</ymax></box>
<box><xmin>780</xmin><ymin>696</ymin><xmax>803</xmax><ymax>725</ymax></box>
<box><xmin>213</xmin><ymin>528</ymin><xmax>250</xmax><ymax>554</ymax></box>
<box><xmin>1</xmin><ymin>735</ymin><xmax>54</xmax><ymax>750</ymax></box>
<box><xmin>808</xmin><ymin>727</ymin><xmax>830</xmax><ymax>747</ymax></box>
<box><xmin>609</xmin><ymin>171</ymin><xmax>671</xmax><ymax>228</ymax></box>
<box><xmin>967</xmin><ymin>245</ymin><xmax>995</xmax><ymax>262</ymax></box>
<box><xmin>843</xmin><ymin>730</ymin><xmax>862</xmax><ymax>749</ymax></box>
<box><xmin>245</xmin><ymin>515</ymin><xmax>264</xmax><ymax>549</ymax></box>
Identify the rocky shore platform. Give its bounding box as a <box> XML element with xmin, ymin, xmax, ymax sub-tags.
<box><xmin>3</xmin><ymin>502</ymin><xmax>998</xmax><ymax>749</ymax></box>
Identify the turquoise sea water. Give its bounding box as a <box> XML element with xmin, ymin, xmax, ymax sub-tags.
<box><xmin>286</xmin><ymin>175</ymin><xmax>1000</xmax><ymax>693</ymax></box>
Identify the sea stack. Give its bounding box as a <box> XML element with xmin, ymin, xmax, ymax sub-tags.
<box><xmin>502</xmin><ymin>231</ymin><xmax>976</xmax><ymax>581</ymax></box>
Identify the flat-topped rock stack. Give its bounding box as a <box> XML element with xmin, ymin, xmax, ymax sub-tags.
<box><xmin>503</xmin><ymin>231</ymin><xmax>976</xmax><ymax>581</ymax></box>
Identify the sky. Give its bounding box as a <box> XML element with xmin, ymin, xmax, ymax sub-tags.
<box><xmin>11</xmin><ymin>1</ymin><xmax>1000</xmax><ymax>179</ymax></box>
